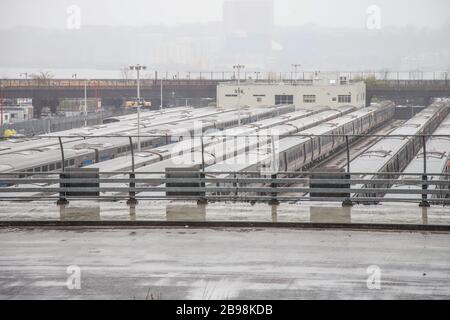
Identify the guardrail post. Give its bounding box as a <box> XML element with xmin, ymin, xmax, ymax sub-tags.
<box><xmin>197</xmin><ymin>135</ymin><xmax>208</xmax><ymax>205</ymax></box>
<box><xmin>126</xmin><ymin>136</ymin><xmax>138</xmax><ymax>205</ymax></box>
<box><xmin>268</xmin><ymin>173</ymin><xmax>280</xmax><ymax>205</ymax></box>
<box><xmin>233</xmin><ymin>173</ymin><xmax>238</xmax><ymax>202</ymax></box>
<box><xmin>57</xmin><ymin>136</ymin><xmax>69</xmax><ymax>205</ymax></box>
<box><xmin>342</xmin><ymin>135</ymin><xmax>353</xmax><ymax>207</ymax></box>
<box><xmin>419</xmin><ymin>135</ymin><xmax>430</xmax><ymax>207</ymax></box>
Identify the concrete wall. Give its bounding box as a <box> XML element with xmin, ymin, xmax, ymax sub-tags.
<box><xmin>217</xmin><ymin>81</ymin><xmax>366</xmax><ymax>109</ymax></box>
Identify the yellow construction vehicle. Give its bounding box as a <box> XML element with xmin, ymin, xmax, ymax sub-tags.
<box><xmin>124</xmin><ymin>98</ymin><xmax>151</xmax><ymax>108</ymax></box>
<box><xmin>3</xmin><ymin>129</ymin><xmax>17</xmax><ymax>137</ymax></box>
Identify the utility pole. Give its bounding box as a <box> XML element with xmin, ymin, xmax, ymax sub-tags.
<box><xmin>84</xmin><ymin>79</ymin><xmax>89</xmax><ymax>127</ymax></box>
<box><xmin>233</xmin><ymin>64</ymin><xmax>245</xmax><ymax>126</ymax></box>
<box><xmin>130</xmin><ymin>64</ymin><xmax>147</xmax><ymax>152</ymax></box>
<box><xmin>292</xmin><ymin>64</ymin><xmax>301</xmax><ymax>84</ymax></box>
<box><xmin>0</xmin><ymin>88</ymin><xmax>3</xmax><ymax>127</ymax></box>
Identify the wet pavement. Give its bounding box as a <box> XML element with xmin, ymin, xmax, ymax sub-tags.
<box><xmin>1</xmin><ymin>226</ymin><xmax>449</xmax><ymax>299</ymax></box>
<box><xmin>1</xmin><ymin>200</ymin><xmax>449</xmax><ymax>299</ymax></box>
<box><xmin>0</xmin><ymin>200</ymin><xmax>449</xmax><ymax>226</ymax></box>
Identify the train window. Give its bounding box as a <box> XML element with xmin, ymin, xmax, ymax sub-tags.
<box><xmin>27</xmin><ymin>169</ymin><xmax>33</xmax><ymax>173</ymax></box>
<box><xmin>42</xmin><ymin>165</ymin><xmax>48</xmax><ymax>172</ymax></box>
<box><xmin>49</xmin><ymin>164</ymin><xmax>55</xmax><ymax>171</ymax></box>
<box><xmin>34</xmin><ymin>167</ymin><xmax>41</xmax><ymax>172</ymax></box>
<box><xmin>56</xmin><ymin>163</ymin><xmax>61</xmax><ymax>169</ymax></box>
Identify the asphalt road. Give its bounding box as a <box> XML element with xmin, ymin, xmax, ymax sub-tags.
<box><xmin>1</xmin><ymin>227</ymin><xmax>449</xmax><ymax>299</ymax></box>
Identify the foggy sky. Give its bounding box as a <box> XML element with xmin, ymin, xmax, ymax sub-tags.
<box><xmin>1</xmin><ymin>0</ymin><xmax>449</xmax><ymax>29</ymax></box>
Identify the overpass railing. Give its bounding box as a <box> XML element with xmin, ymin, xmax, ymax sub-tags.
<box><xmin>1</xmin><ymin>132</ymin><xmax>450</xmax><ymax>207</ymax></box>
<box><xmin>1</xmin><ymin>70</ymin><xmax>449</xmax><ymax>87</ymax></box>
<box><xmin>0</xmin><ymin>170</ymin><xmax>449</xmax><ymax>207</ymax></box>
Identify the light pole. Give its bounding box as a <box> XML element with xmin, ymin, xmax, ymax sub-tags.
<box><xmin>0</xmin><ymin>85</ymin><xmax>3</xmax><ymax>127</ymax></box>
<box><xmin>84</xmin><ymin>79</ymin><xmax>89</xmax><ymax>127</ymax></box>
<box><xmin>233</xmin><ymin>64</ymin><xmax>245</xmax><ymax>126</ymax></box>
<box><xmin>160</xmin><ymin>77</ymin><xmax>163</xmax><ymax>112</ymax></box>
<box><xmin>292</xmin><ymin>64</ymin><xmax>301</xmax><ymax>83</ymax></box>
<box><xmin>129</xmin><ymin>64</ymin><xmax>147</xmax><ymax>152</ymax></box>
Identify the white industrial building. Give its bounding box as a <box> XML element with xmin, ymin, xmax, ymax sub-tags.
<box><xmin>1</xmin><ymin>105</ymin><xmax>34</xmax><ymax>123</ymax></box>
<box><xmin>1</xmin><ymin>112</ymin><xmax>11</xmax><ymax>125</ymax></box>
<box><xmin>217</xmin><ymin>78</ymin><xmax>366</xmax><ymax>109</ymax></box>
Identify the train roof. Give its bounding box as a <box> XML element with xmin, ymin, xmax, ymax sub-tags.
<box><xmin>350</xmin><ymin>105</ymin><xmax>445</xmax><ymax>174</ymax></box>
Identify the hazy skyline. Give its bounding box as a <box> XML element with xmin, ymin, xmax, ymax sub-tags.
<box><xmin>1</xmin><ymin>0</ymin><xmax>449</xmax><ymax>29</ymax></box>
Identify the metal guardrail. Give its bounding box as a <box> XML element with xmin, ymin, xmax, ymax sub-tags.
<box><xmin>1</xmin><ymin>70</ymin><xmax>449</xmax><ymax>87</ymax></box>
<box><xmin>1</xmin><ymin>132</ymin><xmax>449</xmax><ymax>206</ymax></box>
<box><xmin>0</xmin><ymin>171</ymin><xmax>449</xmax><ymax>206</ymax></box>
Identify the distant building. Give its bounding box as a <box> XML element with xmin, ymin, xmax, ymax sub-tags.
<box><xmin>58</xmin><ymin>98</ymin><xmax>101</xmax><ymax>115</ymax></box>
<box><xmin>217</xmin><ymin>78</ymin><xmax>366</xmax><ymax>109</ymax></box>
<box><xmin>1</xmin><ymin>105</ymin><xmax>33</xmax><ymax>123</ymax></box>
<box><xmin>1</xmin><ymin>112</ymin><xmax>11</xmax><ymax>124</ymax></box>
<box><xmin>223</xmin><ymin>0</ymin><xmax>274</xmax><ymax>37</ymax></box>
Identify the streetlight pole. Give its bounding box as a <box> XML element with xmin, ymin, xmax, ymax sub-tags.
<box><xmin>129</xmin><ymin>64</ymin><xmax>147</xmax><ymax>152</ymax></box>
<box><xmin>84</xmin><ymin>79</ymin><xmax>88</xmax><ymax>127</ymax></box>
<box><xmin>233</xmin><ymin>64</ymin><xmax>245</xmax><ymax>126</ymax></box>
<box><xmin>292</xmin><ymin>64</ymin><xmax>301</xmax><ymax>83</ymax></box>
<box><xmin>0</xmin><ymin>86</ymin><xmax>3</xmax><ymax>127</ymax></box>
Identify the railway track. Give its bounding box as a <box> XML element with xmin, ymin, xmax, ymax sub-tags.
<box><xmin>281</xmin><ymin>119</ymin><xmax>405</xmax><ymax>199</ymax></box>
<box><xmin>316</xmin><ymin>119</ymin><xmax>405</xmax><ymax>170</ymax></box>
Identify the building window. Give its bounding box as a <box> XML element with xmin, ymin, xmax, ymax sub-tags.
<box><xmin>275</xmin><ymin>95</ymin><xmax>293</xmax><ymax>105</ymax></box>
<box><xmin>253</xmin><ymin>94</ymin><xmax>266</xmax><ymax>97</ymax></box>
<box><xmin>256</xmin><ymin>97</ymin><xmax>262</xmax><ymax>103</ymax></box>
<box><xmin>332</xmin><ymin>97</ymin><xmax>337</xmax><ymax>102</ymax></box>
<box><xmin>225</xmin><ymin>94</ymin><xmax>238</xmax><ymax>97</ymax></box>
<box><xmin>303</xmin><ymin>95</ymin><xmax>316</xmax><ymax>103</ymax></box>
<box><xmin>338</xmin><ymin>95</ymin><xmax>351</xmax><ymax>103</ymax></box>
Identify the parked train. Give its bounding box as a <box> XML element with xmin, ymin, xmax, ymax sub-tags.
<box><xmin>84</xmin><ymin>107</ymin><xmax>329</xmax><ymax>174</ymax></box>
<box><xmin>204</xmin><ymin>101</ymin><xmax>396</xmax><ymax>194</ymax></box>
<box><xmin>0</xmin><ymin>106</ymin><xmax>220</xmax><ymax>156</ymax></box>
<box><xmin>95</xmin><ymin>105</ymin><xmax>360</xmax><ymax>198</ymax></box>
<box><xmin>0</xmin><ymin>105</ymin><xmax>349</xmax><ymax>198</ymax></box>
<box><xmin>384</xmin><ymin>115</ymin><xmax>450</xmax><ymax>203</ymax></box>
<box><xmin>349</xmin><ymin>101</ymin><xmax>450</xmax><ymax>201</ymax></box>
<box><xmin>0</xmin><ymin>105</ymin><xmax>296</xmax><ymax>174</ymax></box>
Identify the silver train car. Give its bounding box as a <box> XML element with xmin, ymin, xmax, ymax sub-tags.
<box><xmin>0</xmin><ymin>106</ymin><xmax>211</xmax><ymax>156</ymax></box>
<box><xmin>0</xmin><ymin>105</ymin><xmax>295</xmax><ymax>174</ymax></box>
<box><xmin>99</xmin><ymin>105</ymin><xmax>358</xmax><ymax>198</ymax></box>
<box><xmin>5</xmin><ymin>108</ymin><xmax>323</xmax><ymax>198</ymax></box>
<box><xmin>350</xmin><ymin>101</ymin><xmax>450</xmax><ymax>200</ymax></box>
<box><xmin>203</xmin><ymin>103</ymin><xmax>395</xmax><ymax>199</ymax></box>
<box><xmin>85</xmin><ymin>107</ymin><xmax>327</xmax><ymax>174</ymax></box>
<box><xmin>384</xmin><ymin>116</ymin><xmax>450</xmax><ymax>202</ymax></box>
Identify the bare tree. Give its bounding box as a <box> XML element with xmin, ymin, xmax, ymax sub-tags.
<box><xmin>30</xmin><ymin>71</ymin><xmax>53</xmax><ymax>80</ymax></box>
<box><xmin>120</xmin><ymin>66</ymin><xmax>130</xmax><ymax>80</ymax></box>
